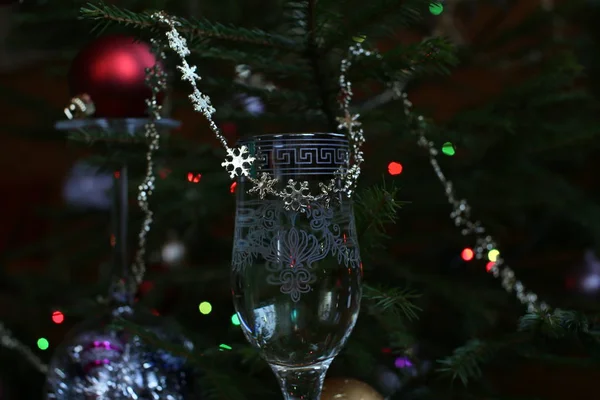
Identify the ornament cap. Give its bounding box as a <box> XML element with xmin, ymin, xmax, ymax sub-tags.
<box><xmin>64</xmin><ymin>94</ymin><xmax>96</xmax><ymax>120</ymax></box>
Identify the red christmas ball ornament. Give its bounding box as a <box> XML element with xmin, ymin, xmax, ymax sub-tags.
<box><xmin>68</xmin><ymin>35</ymin><xmax>163</xmax><ymax>118</ymax></box>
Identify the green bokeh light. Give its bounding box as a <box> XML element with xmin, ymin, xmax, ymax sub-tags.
<box><xmin>37</xmin><ymin>338</ymin><xmax>49</xmax><ymax>350</ymax></box>
<box><xmin>442</xmin><ymin>142</ymin><xmax>455</xmax><ymax>156</ymax></box>
<box><xmin>231</xmin><ymin>314</ymin><xmax>240</xmax><ymax>326</ymax></box>
<box><xmin>488</xmin><ymin>249</ymin><xmax>500</xmax><ymax>262</ymax></box>
<box><xmin>429</xmin><ymin>2</ymin><xmax>444</xmax><ymax>15</ymax></box>
<box><xmin>199</xmin><ymin>301</ymin><xmax>212</xmax><ymax>315</ymax></box>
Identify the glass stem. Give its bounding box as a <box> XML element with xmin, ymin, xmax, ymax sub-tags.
<box><xmin>109</xmin><ymin>164</ymin><xmax>133</xmax><ymax>306</ymax></box>
<box><xmin>271</xmin><ymin>360</ymin><xmax>332</xmax><ymax>400</ymax></box>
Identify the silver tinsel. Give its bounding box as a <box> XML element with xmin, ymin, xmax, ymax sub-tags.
<box><xmin>45</xmin><ymin>306</ymin><xmax>197</xmax><ymax>399</ymax></box>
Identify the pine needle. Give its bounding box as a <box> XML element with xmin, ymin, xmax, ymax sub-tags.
<box><xmin>363</xmin><ymin>284</ymin><xmax>421</xmax><ymax>321</ymax></box>
<box><xmin>437</xmin><ymin>339</ymin><xmax>498</xmax><ymax>386</ymax></box>
<box><xmin>518</xmin><ymin>308</ymin><xmax>590</xmax><ymax>338</ymax></box>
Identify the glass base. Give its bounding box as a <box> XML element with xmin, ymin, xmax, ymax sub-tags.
<box><xmin>271</xmin><ymin>359</ymin><xmax>333</xmax><ymax>400</ymax></box>
<box><xmin>55</xmin><ymin>118</ymin><xmax>181</xmax><ymax>143</ymax></box>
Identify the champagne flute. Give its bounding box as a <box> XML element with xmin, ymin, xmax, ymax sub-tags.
<box><xmin>231</xmin><ymin>132</ymin><xmax>362</xmax><ymax>400</ymax></box>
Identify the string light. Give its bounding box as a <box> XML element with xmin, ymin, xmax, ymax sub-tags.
<box><xmin>51</xmin><ymin>311</ymin><xmax>64</xmax><ymax>324</ymax></box>
<box><xmin>231</xmin><ymin>314</ymin><xmax>241</xmax><ymax>326</ymax></box>
<box><xmin>442</xmin><ymin>142</ymin><xmax>455</xmax><ymax>156</ymax></box>
<box><xmin>394</xmin><ymin>356</ymin><xmax>413</xmax><ymax>368</ymax></box>
<box><xmin>429</xmin><ymin>2</ymin><xmax>444</xmax><ymax>15</ymax></box>
<box><xmin>230</xmin><ymin>181</ymin><xmax>237</xmax><ymax>193</ymax></box>
<box><xmin>488</xmin><ymin>249</ymin><xmax>500</xmax><ymax>262</ymax></box>
<box><xmin>461</xmin><ymin>248</ymin><xmax>474</xmax><ymax>261</ymax></box>
<box><xmin>388</xmin><ymin>162</ymin><xmax>403</xmax><ymax>176</ymax></box>
<box><xmin>199</xmin><ymin>301</ymin><xmax>212</xmax><ymax>315</ymax></box>
<box><xmin>36</xmin><ymin>338</ymin><xmax>49</xmax><ymax>351</ymax></box>
<box><xmin>187</xmin><ymin>172</ymin><xmax>201</xmax><ymax>183</ymax></box>
<box><xmin>219</xmin><ymin>344</ymin><xmax>232</xmax><ymax>351</ymax></box>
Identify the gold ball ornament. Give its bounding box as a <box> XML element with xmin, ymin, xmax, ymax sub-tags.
<box><xmin>321</xmin><ymin>378</ymin><xmax>384</xmax><ymax>400</ymax></box>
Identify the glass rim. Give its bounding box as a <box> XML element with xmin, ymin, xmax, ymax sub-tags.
<box><xmin>238</xmin><ymin>132</ymin><xmax>347</xmax><ymax>143</ymax></box>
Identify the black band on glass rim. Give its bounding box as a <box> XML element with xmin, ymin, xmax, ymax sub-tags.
<box><xmin>239</xmin><ymin>133</ymin><xmax>350</xmax><ymax>177</ymax></box>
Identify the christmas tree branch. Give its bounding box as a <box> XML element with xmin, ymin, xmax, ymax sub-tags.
<box><xmin>202</xmin><ymin>78</ymin><xmax>312</xmax><ymax>106</ymax></box>
<box><xmin>306</xmin><ymin>0</ymin><xmax>337</xmax><ymax>131</ymax></box>
<box><xmin>187</xmin><ymin>46</ymin><xmax>313</xmax><ymax>79</ymax></box>
<box><xmin>437</xmin><ymin>338</ymin><xmax>512</xmax><ymax>386</ymax></box>
<box><xmin>518</xmin><ymin>308</ymin><xmax>591</xmax><ymax>337</ymax></box>
<box><xmin>321</xmin><ymin>0</ymin><xmax>430</xmax><ymax>51</ymax></box>
<box><xmin>381</xmin><ymin>36</ymin><xmax>458</xmax><ymax>76</ymax></box>
<box><xmin>363</xmin><ymin>284</ymin><xmax>422</xmax><ymax>321</ymax></box>
<box><xmin>214</xmin><ymin>108</ymin><xmax>328</xmax><ymax>123</ymax></box>
<box><xmin>80</xmin><ymin>2</ymin><xmax>298</xmax><ymax>50</ymax></box>
<box><xmin>355</xmin><ymin>182</ymin><xmax>403</xmax><ymax>251</ymax></box>
<box><xmin>439</xmin><ymin>309</ymin><xmax>600</xmax><ymax>386</ymax></box>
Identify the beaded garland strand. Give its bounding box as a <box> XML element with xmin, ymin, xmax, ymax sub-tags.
<box><xmin>400</xmin><ymin>91</ymin><xmax>547</xmax><ymax>312</ymax></box>
<box><xmin>129</xmin><ymin>39</ymin><xmax>168</xmax><ymax>293</ymax></box>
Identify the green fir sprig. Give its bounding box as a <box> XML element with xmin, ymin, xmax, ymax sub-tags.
<box><xmin>80</xmin><ymin>2</ymin><xmax>298</xmax><ymax>49</ymax></box>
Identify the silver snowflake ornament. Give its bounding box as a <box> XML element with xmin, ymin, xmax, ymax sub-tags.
<box><xmin>189</xmin><ymin>88</ymin><xmax>215</xmax><ymax>116</ymax></box>
<box><xmin>336</xmin><ymin>112</ymin><xmax>361</xmax><ymax>131</ymax></box>
<box><xmin>221</xmin><ymin>146</ymin><xmax>256</xmax><ymax>179</ymax></box>
<box><xmin>282</xmin><ymin>179</ymin><xmax>313</xmax><ymax>212</ymax></box>
<box><xmin>248</xmin><ymin>173</ymin><xmax>278</xmax><ymax>199</ymax></box>
<box><xmin>318</xmin><ymin>179</ymin><xmax>342</xmax><ymax>208</ymax></box>
<box><xmin>166</xmin><ymin>29</ymin><xmax>190</xmax><ymax>57</ymax></box>
<box><xmin>177</xmin><ymin>60</ymin><xmax>200</xmax><ymax>83</ymax></box>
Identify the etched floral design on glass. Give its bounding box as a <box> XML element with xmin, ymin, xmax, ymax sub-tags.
<box><xmin>231</xmin><ymin>133</ymin><xmax>362</xmax><ymax>400</ymax></box>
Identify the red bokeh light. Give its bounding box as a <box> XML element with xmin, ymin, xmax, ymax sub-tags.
<box><xmin>221</xmin><ymin>122</ymin><xmax>238</xmax><ymax>136</ymax></box>
<box><xmin>230</xmin><ymin>181</ymin><xmax>237</xmax><ymax>193</ymax></box>
<box><xmin>159</xmin><ymin>168</ymin><xmax>171</xmax><ymax>179</ymax></box>
<box><xmin>114</xmin><ymin>171</ymin><xmax>120</xmax><ymax>179</ymax></box>
<box><xmin>461</xmin><ymin>248</ymin><xmax>474</xmax><ymax>261</ymax></box>
<box><xmin>388</xmin><ymin>162</ymin><xmax>403</xmax><ymax>176</ymax></box>
<box><xmin>52</xmin><ymin>311</ymin><xmax>64</xmax><ymax>324</ymax></box>
<box><xmin>486</xmin><ymin>262</ymin><xmax>495</xmax><ymax>272</ymax></box>
<box><xmin>187</xmin><ymin>173</ymin><xmax>201</xmax><ymax>183</ymax></box>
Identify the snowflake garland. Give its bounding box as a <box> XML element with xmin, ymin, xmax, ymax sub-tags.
<box><xmin>151</xmin><ymin>12</ymin><xmax>373</xmax><ymax>211</ymax></box>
